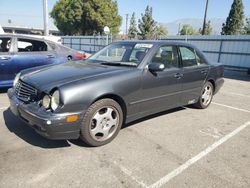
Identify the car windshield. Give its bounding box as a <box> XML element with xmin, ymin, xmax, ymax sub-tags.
<box><xmin>88</xmin><ymin>43</ymin><xmax>153</xmax><ymax>66</ymax></box>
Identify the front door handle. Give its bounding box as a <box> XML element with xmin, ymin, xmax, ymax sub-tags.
<box><xmin>174</xmin><ymin>73</ymin><xmax>183</xmax><ymax>79</ymax></box>
<box><xmin>0</xmin><ymin>56</ymin><xmax>11</xmax><ymax>60</ymax></box>
<box><xmin>201</xmin><ymin>70</ymin><xmax>208</xmax><ymax>74</ymax></box>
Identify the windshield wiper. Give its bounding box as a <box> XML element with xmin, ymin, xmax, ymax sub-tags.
<box><xmin>100</xmin><ymin>61</ymin><xmax>137</xmax><ymax>67</ymax></box>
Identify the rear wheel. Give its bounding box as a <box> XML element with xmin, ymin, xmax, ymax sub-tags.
<box><xmin>80</xmin><ymin>99</ymin><xmax>123</xmax><ymax>146</ymax></box>
<box><xmin>194</xmin><ymin>82</ymin><xmax>214</xmax><ymax>109</ymax></box>
<box><xmin>67</xmin><ymin>55</ymin><xmax>72</xmax><ymax>60</ymax></box>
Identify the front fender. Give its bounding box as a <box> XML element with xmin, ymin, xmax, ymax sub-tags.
<box><xmin>57</xmin><ymin>70</ymin><xmax>142</xmax><ymax>115</ymax></box>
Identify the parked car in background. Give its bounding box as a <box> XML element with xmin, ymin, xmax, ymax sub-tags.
<box><xmin>0</xmin><ymin>34</ymin><xmax>87</xmax><ymax>88</ymax></box>
<box><xmin>0</xmin><ymin>25</ymin><xmax>4</xmax><ymax>34</ymax></box>
<box><xmin>26</xmin><ymin>34</ymin><xmax>62</xmax><ymax>44</ymax></box>
<box><xmin>8</xmin><ymin>41</ymin><xmax>224</xmax><ymax>146</ymax></box>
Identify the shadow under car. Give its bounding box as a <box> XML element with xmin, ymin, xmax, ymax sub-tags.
<box><xmin>3</xmin><ymin>106</ymin><xmax>187</xmax><ymax>148</ymax></box>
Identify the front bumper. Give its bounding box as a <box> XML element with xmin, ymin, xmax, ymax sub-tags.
<box><xmin>8</xmin><ymin>88</ymin><xmax>84</xmax><ymax>140</ymax></box>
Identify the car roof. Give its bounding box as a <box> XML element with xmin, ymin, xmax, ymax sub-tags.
<box><xmin>0</xmin><ymin>34</ymin><xmax>55</xmax><ymax>43</ymax></box>
<box><xmin>113</xmin><ymin>40</ymin><xmax>196</xmax><ymax>48</ymax></box>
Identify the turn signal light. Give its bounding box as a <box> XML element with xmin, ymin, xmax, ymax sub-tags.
<box><xmin>66</xmin><ymin>115</ymin><xmax>78</xmax><ymax>122</ymax></box>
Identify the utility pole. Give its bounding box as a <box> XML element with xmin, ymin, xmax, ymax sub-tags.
<box><xmin>202</xmin><ymin>0</ymin><xmax>209</xmax><ymax>35</ymax></box>
<box><xmin>43</xmin><ymin>0</ymin><xmax>49</xmax><ymax>36</ymax></box>
<box><xmin>178</xmin><ymin>23</ymin><xmax>181</xmax><ymax>35</ymax></box>
<box><xmin>125</xmin><ymin>14</ymin><xmax>129</xmax><ymax>35</ymax></box>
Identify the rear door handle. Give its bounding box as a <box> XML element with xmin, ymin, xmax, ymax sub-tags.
<box><xmin>201</xmin><ymin>70</ymin><xmax>208</xmax><ymax>74</ymax></box>
<box><xmin>174</xmin><ymin>73</ymin><xmax>183</xmax><ymax>79</ymax></box>
<box><xmin>0</xmin><ymin>56</ymin><xmax>11</xmax><ymax>60</ymax></box>
<box><xmin>47</xmin><ymin>54</ymin><xmax>55</xmax><ymax>58</ymax></box>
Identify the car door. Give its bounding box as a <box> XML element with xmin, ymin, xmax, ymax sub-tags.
<box><xmin>140</xmin><ymin>45</ymin><xmax>183</xmax><ymax>115</ymax></box>
<box><xmin>0</xmin><ymin>36</ymin><xmax>15</xmax><ymax>87</ymax></box>
<box><xmin>11</xmin><ymin>37</ymin><xmax>57</xmax><ymax>76</ymax></box>
<box><xmin>179</xmin><ymin>46</ymin><xmax>209</xmax><ymax>105</ymax></box>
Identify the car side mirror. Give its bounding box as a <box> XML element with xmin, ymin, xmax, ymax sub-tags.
<box><xmin>148</xmin><ymin>63</ymin><xmax>165</xmax><ymax>72</ymax></box>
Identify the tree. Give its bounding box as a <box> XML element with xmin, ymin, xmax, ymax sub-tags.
<box><xmin>128</xmin><ymin>12</ymin><xmax>138</xmax><ymax>39</ymax></box>
<box><xmin>50</xmin><ymin>0</ymin><xmax>122</xmax><ymax>35</ymax></box>
<box><xmin>199</xmin><ymin>20</ymin><xmax>212</xmax><ymax>35</ymax></box>
<box><xmin>138</xmin><ymin>6</ymin><xmax>157</xmax><ymax>39</ymax></box>
<box><xmin>154</xmin><ymin>24</ymin><xmax>168</xmax><ymax>39</ymax></box>
<box><xmin>180</xmin><ymin>24</ymin><xmax>198</xmax><ymax>35</ymax></box>
<box><xmin>221</xmin><ymin>0</ymin><xmax>244</xmax><ymax>35</ymax></box>
<box><xmin>244</xmin><ymin>17</ymin><xmax>250</xmax><ymax>34</ymax></box>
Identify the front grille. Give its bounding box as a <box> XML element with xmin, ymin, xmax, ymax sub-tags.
<box><xmin>15</xmin><ymin>80</ymin><xmax>37</xmax><ymax>102</ymax></box>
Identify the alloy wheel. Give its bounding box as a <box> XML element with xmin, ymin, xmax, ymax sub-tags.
<box><xmin>89</xmin><ymin>106</ymin><xmax>119</xmax><ymax>142</ymax></box>
<box><xmin>201</xmin><ymin>85</ymin><xmax>213</xmax><ymax>106</ymax></box>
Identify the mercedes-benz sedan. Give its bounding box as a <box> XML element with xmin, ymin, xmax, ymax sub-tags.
<box><xmin>8</xmin><ymin>41</ymin><xmax>224</xmax><ymax>146</ymax></box>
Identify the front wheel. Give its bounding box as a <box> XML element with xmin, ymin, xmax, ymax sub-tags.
<box><xmin>194</xmin><ymin>82</ymin><xmax>214</xmax><ymax>109</ymax></box>
<box><xmin>80</xmin><ymin>99</ymin><xmax>123</xmax><ymax>147</ymax></box>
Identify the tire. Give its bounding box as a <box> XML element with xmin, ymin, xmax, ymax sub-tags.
<box><xmin>80</xmin><ymin>98</ymin><xmax>123</xmax><ymax>147</ymax></box>
<box><xmin>194</xmin><ymin>81</ymin><xmax>214</xmax><ymax>109</ymax></box>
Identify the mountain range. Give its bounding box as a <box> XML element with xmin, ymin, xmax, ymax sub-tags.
<box><xmin>161</xmin><ymin>18</ymin><xmax>225</xmax><ymax>35</ymax></box>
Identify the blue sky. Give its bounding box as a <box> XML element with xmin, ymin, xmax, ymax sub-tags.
<box><xmin>0</xmin><ymin>0</ymin><xmax>249</xmax><ymax>32</ymax></box>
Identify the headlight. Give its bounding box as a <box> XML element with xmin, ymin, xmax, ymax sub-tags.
<box><xmin>13</xmin><ymin>73</ymin><xmax>21</xmax><ymax>87</ymax></box>
<box><xmin>42</xmin><ymin>95</ymin><xmax>51</xmax><ymax>109</ymax></box>
<box><xmin>51</xmin><ymin>90</ymin><xmax>60</xmax><ymax>111</ymax></box>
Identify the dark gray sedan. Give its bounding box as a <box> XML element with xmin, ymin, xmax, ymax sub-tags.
<box><xmin>7</xmin><ymin>41</ymin><xmax>224</xmax><ymax>146</ymax></box>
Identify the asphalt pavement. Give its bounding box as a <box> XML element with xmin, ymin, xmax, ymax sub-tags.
<box><xmin>0</xmin><ymin>70</ymin><xmax>250</xmax><ymax>188</ymax></box>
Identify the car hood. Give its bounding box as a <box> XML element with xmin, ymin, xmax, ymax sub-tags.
<box><xmin>21</xmin><ymin>61</ymin><xmax>128</xmax><ymax>91</ymax></box>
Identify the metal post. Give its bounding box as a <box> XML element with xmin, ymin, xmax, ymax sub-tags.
<box><xmin>106</xmin><ymin>34</ymin><xmax>109</xmax><ymax>46</ymax></box>
<box><xmin>218</xmin><ymin>40</ymin><xmax>223</xmax><ymax>63</ymax></box>
<box><xmin>185</xmin><ymin>28</ymin><xmax>188</xmax><ymax>42</ymax></box>
<box><xmin>98</xmin><ymin>33</ymin><xmax>100</xmax><ymax>46</ymax></box>
<box><xmin>43</xmin><ymin>0</ymin><xmax>49</xmax><ymax>36</ymax></box>
<box><xmin>202</xmin><ymin>0</ymin><xmax>209</xmax><ymax>35</ymax></box>
<box><xmin>106</xmin><ymin>35</ymin><xmax>109</xmax><ymax>56</ymax></box>
<box><xmin>125</xmin><ymin>14</ymin><xmax>129</xmax><ymax>36</ymax></box>
<box><xmin>94</xmin><ymin>34</ymin><xmax>96</xmax><ymax>52</ymax></box>
<box><xmin>79</xmin><ymin>38</ymin><xmax>81</xmax><ymax>51</ymax></box>
<box><xmin>178</xmin><ymin>23</ymin><xmax>181</xmax><ymax>35</ymax></box>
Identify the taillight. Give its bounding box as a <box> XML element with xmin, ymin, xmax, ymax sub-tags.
<box><xmin>73</xmin><ymin>53</ymin><xmax>86</xmax><ymax>59</ymax></box>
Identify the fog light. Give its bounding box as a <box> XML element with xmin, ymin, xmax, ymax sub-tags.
<box><xmin>46</xmin><ymin>120</ymin><xmax>52</xmax><ymax>125</ymax></box>
<box><xmin>66</xmin><ymin>115</ymin><xmax>78</xmax><ymax>122</ymax></box>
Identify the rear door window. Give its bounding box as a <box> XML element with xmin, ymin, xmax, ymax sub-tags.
<box><xmin>179</xmin><ymin>47</ymin><xmax>198</xmax><ymax>67</ymax></box>
<box><xmin>17</xmin><ymin>38</ymin><xmax>48</xmax><ymax>52</ymax></box>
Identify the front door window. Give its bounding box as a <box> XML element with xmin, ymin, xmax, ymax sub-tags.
<box><xmin>151</xmin><ymin>45</ymin><xmax>179</xmax><ymax>69</ymax></box>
